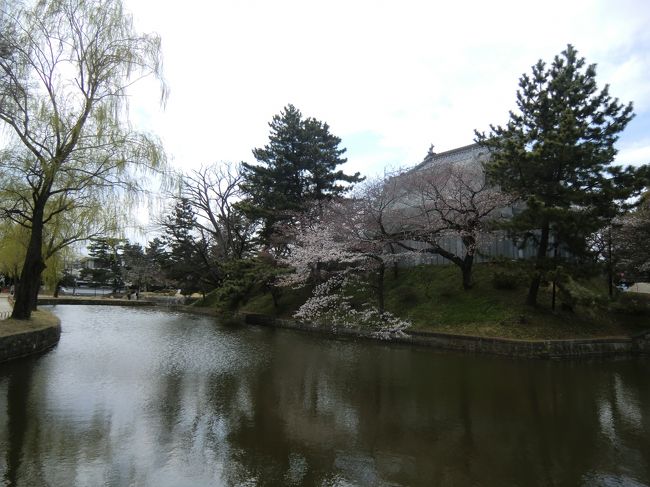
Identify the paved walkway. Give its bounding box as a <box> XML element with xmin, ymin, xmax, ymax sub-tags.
<box><xmin>0</xmin><ymin>295</ymin><xmax>13</xmax><ymax>319</ymax></box>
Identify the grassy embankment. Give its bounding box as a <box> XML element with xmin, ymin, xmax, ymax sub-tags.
<box><xmin>0</xmin><ymin>310</ymin><xmax>61</xmax><ymax>338</ymax></box>
<box><xmin>198</xmin><ymin>262</ymin><xmax>650</xmax><ymax>340</ymax></box>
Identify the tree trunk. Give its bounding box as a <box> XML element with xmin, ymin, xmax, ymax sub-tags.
<box><xmin>377</xmin><ymin>261</ymin><xmax>385</xmax><ymax>315</ymax></box>
<box><xmin>527</xmin><ymin>219</ymin><xmax>550</xmax><ymax>306</ymax></box>
<box><xmin>12</xmin><ymin>210</ymin><xmax>46</xmax><ymax>320</ymax></box>
<box><xmin>270</xmin><ymin>286</ymin><xmax>281</xmax><ymax>310</ymax></box>
<box><xmin>607</xmin><ymin>227</ymin><xmax>613</xmax><ymax>298</ymax></box>
<box><xmin>461</xmin><ymin>254</ymin><xmax>474</xmax><ymax>290</ymax></box>
<box><xmin>389</xmin><ymin>244</ymin><xmax>399</xmax><ymax>279</ymax></box>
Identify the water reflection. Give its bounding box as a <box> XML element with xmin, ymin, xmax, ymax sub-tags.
<box><xmin>0</xmin><ymin>305</ymin><xmax>648</xmax><ymax>486</ymax></box>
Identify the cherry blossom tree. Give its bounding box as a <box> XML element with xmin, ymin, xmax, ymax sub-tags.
<box><xmin>612</xmin><ymin>198</ymin><xmax>650</xmax><ymax>283</ymax></box>
<box><xmin>390</xmin><ymin>158</ymin><xmax>513</xmax><ymax>289</ymax></box>
<box><xmin>278</xmin><ymin>191</ymin><xmax>410</xmax><ymax>337</ymax></box>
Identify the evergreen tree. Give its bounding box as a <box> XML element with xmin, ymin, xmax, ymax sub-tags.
<box><xmin>122</xmin><ymin>241</ymin><xmax>148</xmax><ymax>291</ymax></box>
<box><xmin>476</xmin><ymin>45</ymin><xmax>647</xmax><ymax>306</ymax></box>
<box><xmin>83</xmin><ymin>237</ymin><xmax>124</xmax><ymax>292</ymax></box>
<box><xmin>241</xmin><ymin>104</ymin><xmax>362</xmax><ymax>246</ymax></box>
<box><xmin>161</xmin><ymin>198</ymin><xmax>220</xmax><ymax>295</ymax></box>
<box><xmin>144</xmin><ymin>237</ymin><xmax>170</xmax><ymax>289</ymax></box>
<box><xmin>161</xmin><ymin>198</ymin><xmax>202</xmax><ymax>294</ymax></box>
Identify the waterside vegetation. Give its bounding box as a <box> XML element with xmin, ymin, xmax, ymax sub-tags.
<box><xmin>198</xmin><ymin>262</ymin><xmax>650</xmax><ymax>341</ymax></box>
<box><xmin>0</xmin><ymin>0</ymin><xmax>648</xmax><ymax>346</ymax></box>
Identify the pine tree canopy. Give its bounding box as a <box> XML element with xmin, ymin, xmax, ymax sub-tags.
<box><xmin>475</xmin><ymin>44</ymin><xmax>648</xmax><ymax>305</ymax></box>
<box><xmin>240</xmin><ymin>104</ymin><xmax>363</xmax><ymax>246</ymax></box>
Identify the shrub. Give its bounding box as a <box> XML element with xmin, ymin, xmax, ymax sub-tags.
<box><xmin>610</xmin><ymin>292</ymin><xmax>650</xmax><ymax>316</ymax></box>
<box><xmin>555</xmin><ymin>274</ymin><xmax>606</xmax><ymax>311</ymax></box>
<box><xmin>394</xmin><ymin>286</ymin><xmax>419</xmax><ymax>307</ymax></box>
<box><xmin>492</xmin><ymin>270</ymin><xmax>524</xmax><ymax>290</ymax></box>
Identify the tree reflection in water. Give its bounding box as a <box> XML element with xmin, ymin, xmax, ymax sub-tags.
<box><xmin>0</xmin><ymin>305</ymin><xmax>648</xmax><ymax>486</ymax></box>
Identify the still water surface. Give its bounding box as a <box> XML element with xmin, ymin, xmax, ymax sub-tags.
<box><xmin>0</xmin><ymin>305</ymin><xmax>649</xmax><ymax>486</ymax></box>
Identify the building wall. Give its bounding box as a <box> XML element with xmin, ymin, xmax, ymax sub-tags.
<box><xmin>393</xmin><ymin>144</ymin><xmax>543</xmax><ymax>266</ymax></box>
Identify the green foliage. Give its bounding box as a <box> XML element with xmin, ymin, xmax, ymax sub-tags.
<box><xmin>59</xmin><ymin>271</ymin><xmax>76</xmax><ymax>288</ymax></box>
<box><xmin>393</xmin><ymin>285</ymin><xmax>420</xmax><ymax>307</ymax></box>
<box><xmin>240</xmin><ymin>104</ymin><xmax>363</xmax><ymax>246</ymax></box>
<box><xmin>196</xmin><ymin>256</ymin><xmax>288</xmax><ymax>311</ymax></box>
<box><xmin>0</xmin><ymin>222</ymin><xmax>27</xmax><ymax>280</ymax></box>
<box><xmin>609</xmin><ymin>292</ymin><xmax>650</xmax><ymax>316</ymax></box>
<box><xmin>233</xmin><ymin>261</ymin><xmax>647</xmax><ymax>339</ymax></box>
<box><xmin>492</xmin><ymin>269</ymin><xmax>526</xmax><ymax>290</ymax></box>
<box><xmin>83</xmin><ymin>237</ymin><xmax>124</xmax><ymax>291</ymax></box>
<box><xmin>476</xmin><ymin>44</ymin><xmax>647</xmax><ymax>305</ymax></box>
<box><xmin>554</xmin><ymin>272</ymin><xmax>605</xmax><ymax>311</ymax></box>
<box><xmin>161</xmin><ymin>198</ymin><xmax>218</xmax><ymax>295</ymax></box>
<box><xmin>0</xmin><ymin>0</ymin><xmax>167</xmax><ymax>318</ymax></box>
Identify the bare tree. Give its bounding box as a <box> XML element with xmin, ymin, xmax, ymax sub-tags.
<box><xmin>0</xmin><ymin>0</ymin><xmax>166</xmax><ymax>318</ymax></box>
<box><xmin>180</xmin><ymin>162</ymin><xmax>256</xmax><ymax>261</ymax></box>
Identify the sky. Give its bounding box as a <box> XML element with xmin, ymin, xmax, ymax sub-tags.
<box><xmin>124</xmin><ymin>0</ymin><xmax>650</xmax><ymax>179</ymax></box>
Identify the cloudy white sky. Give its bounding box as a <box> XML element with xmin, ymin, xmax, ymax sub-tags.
<box><xmin>125</xmin><ymin>0</ymin><xmax>650</xmax><ymax>178</ymax></box>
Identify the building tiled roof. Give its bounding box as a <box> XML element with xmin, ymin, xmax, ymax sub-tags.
<box><xmin>412</xmin><ymin>143</ymin><xmax>489</xmax><ymax>172</ymax></box>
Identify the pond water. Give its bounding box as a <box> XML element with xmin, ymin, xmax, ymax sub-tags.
<box><xmin>0</xmin><ymin>305</ymin><xmax>648</xmax><ymax>486</ymax></box>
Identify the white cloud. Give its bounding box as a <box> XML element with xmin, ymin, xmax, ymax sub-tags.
<box><xmin>124</xmin><ymin>0</ymin><xmax>650</xmax><ymax>176</ymax></box>
<box><xmin>617</xmin><ymin>138</ymin><xmax>650</xmax><ymax>166</ymax></box>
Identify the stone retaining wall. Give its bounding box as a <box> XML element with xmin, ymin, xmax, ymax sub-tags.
<box><xmin>0</xmin><ymin>317</ymin><xmax>61</xmax><ymax>364</ymax></box>
<box><xmin>38</xmin><ymin>298</ymin><xmax>153</xmax><ymax>307</ymax></box>
<box><xmin>635</xmin><ymin>330</ymin><xmax>650</xmax><ymax>354</ymax></box>
<box><xmin>241</xmin><ymin>313</ymin><xmax>650</xmax><ymax>359</ymax></box>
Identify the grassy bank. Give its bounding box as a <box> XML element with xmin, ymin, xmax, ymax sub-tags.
<box><xmin>199</xmin><ymin>262</ymin><xmax>649</xmax><ymax>341</ymax></box>
<box><xmin>0</xmin><ymin>309</ymin><xmax>61</xmax><ymax>338</ymax></box>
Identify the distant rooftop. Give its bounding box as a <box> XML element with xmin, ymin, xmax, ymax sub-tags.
<box><xmin>412</xmin><ymin>143</ymin><xmax>489</xmax><ymax>172</ymax></box>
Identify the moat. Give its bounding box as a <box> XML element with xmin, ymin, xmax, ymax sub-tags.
<box><xmin>0</xmin><ymin>305</ymin><xmax>648</xmax><ymax>486</ymax></box>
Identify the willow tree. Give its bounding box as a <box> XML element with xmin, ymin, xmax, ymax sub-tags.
<box><xmin>0</xmin><ymin>221</ymin><xmax>28</xmax><ymax>284</ymax></box>
<box><xmin>0</xmin><ymin>0</ymin><xmax>167</xmax><ymax>319</ymax></box>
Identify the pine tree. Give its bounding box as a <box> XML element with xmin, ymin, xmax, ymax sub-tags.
<box><xmin>161</xmin><ymin>198</ymin><xmax>221</xmax><ymax>295</ymax></box>
<box><xmin>143</xmin><ymin>237</ymin><xmax>170</xmax><ymax>290</ymax></box>
<box><xmin>161</xmin><ymin>198</ymin><xmax>203</xmax><ymax>294</ymax></box>
<box><xmin>85</xmin><ymin>237</ymin><xmax>124</xmax><ymax>292</ymax></box>
<box><xmin>476</xmin><ymin>45</ymin><xmax>646</xmax><ymax>306</ymax></box>
<box><xmin>241</xmin><ymin>104</ymin><xmax>362</xmax><ymax>246</ymax></box>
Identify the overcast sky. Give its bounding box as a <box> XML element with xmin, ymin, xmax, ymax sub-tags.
<box><xmin>124</xmin><ymin>0</ymin><xmax>650</xmax><ymax>178</ymax></box>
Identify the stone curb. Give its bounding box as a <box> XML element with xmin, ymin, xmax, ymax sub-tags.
<box><xmin>0</xmin><ymin>313</ymin><xmax>62</xmax><ymax>364</ymax></box>
<box><xmin>37</xmin><ymin>297</ymin><xmax>155</xmax><ymax>307</ymax></box>
<box><xmin>239</xmin><ymin>312</ymin><xmax>650</xmax><ymax>359</ymax></box>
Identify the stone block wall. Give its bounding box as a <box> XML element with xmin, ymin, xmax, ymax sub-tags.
<box><xmin>0</xmin><ymin>320</ymin><xmax>61</xmax><ymax>363</ymax></box>
<box><xmin>241</xmin><ymin>312</ymin><xmax>649</xmax><ymax>359</ymax></box>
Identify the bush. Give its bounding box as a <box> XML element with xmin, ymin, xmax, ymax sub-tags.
<box><xmin>492</xmin><ymin>270</ymin><xmax>524</xmax><ymax>290</ymax></box>
<box><xmin>394</xmin><ymin>286</ymin><xmax>419</xmax><ymax>307</ymax></box>
<box><xmin>556</xmin><ymin>274</ymin><xmax>606</xmax><ymax>311</ymax></box>
<box><xmin>610</xmin><ymin>292</ymin><xmax>650</xmax><ymax>316</ymax></box>
<box><xmin>196</xmin><ymin>256</ymin><xmax>287</xmax><ymax>311</ymax></box>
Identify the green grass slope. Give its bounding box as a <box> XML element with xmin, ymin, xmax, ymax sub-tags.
<box><xmin>203</xmin><ymin>262</ymin><xmax>650</xmax><ymax>340</ymax></box>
